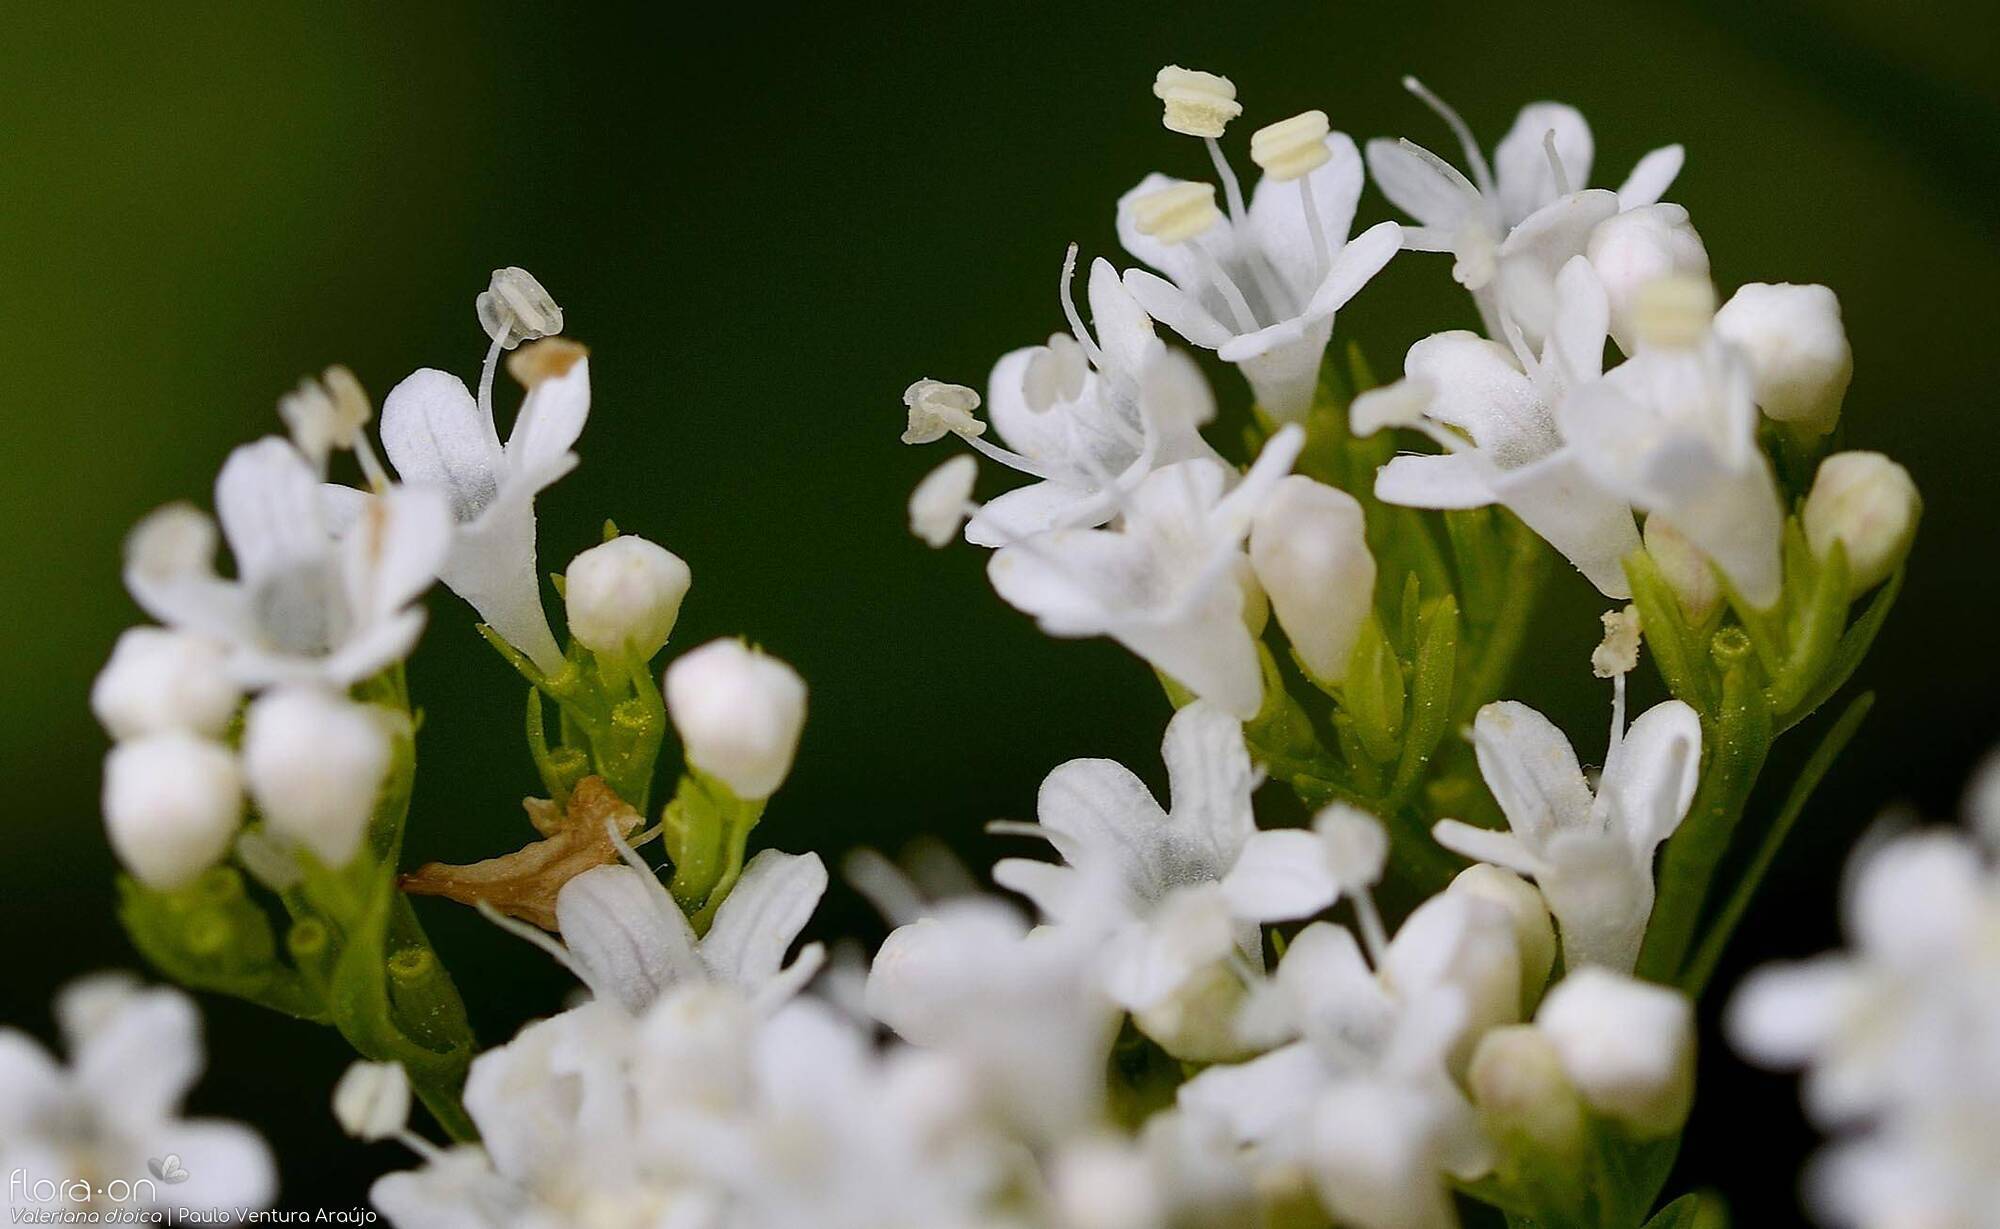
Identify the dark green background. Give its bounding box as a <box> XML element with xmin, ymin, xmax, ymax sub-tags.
<box><xmin>3</xmin><ymin>1</ymin><xmax>1994</xmax><ymax>1219</ymax></box>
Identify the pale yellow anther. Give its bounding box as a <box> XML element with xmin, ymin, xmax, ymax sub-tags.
<box><xmin>507</xmin><ymin>337</ymin><xmax>590</xmax><ymax>388</ymax></box>
<box><xmin>1152</xmin><ymin>66</ymin><xmax>1241</xmax><ymax>139</ymax></box>
<box><xmin>1250</xmin><ymin>111</ymin><xmax>1332</xmax><ymax>182</ymax></box>
<box><xmin>278</xmin><ymin>365</ymin><xmax>373</xmax><ymax>468</ymax></box>
<box><xmin>900</xmin><ymin>378</ymin><xmax>985</xmax><ymax>445</ymax></box>
<box><xmin>1591</xmin><ymin>604</ymin><xmax>1643</xmax><ymax>679</ymax></box>
<box><xmin>1131</xmin><ymin>182</ymin><xmax>1222</xmax><ymax>245</ymax></box>
<box><xmin>477</xmin><ymin>266</ymin><xmax>564</xmax><ymax>349</ymax></box>
<box><xmin>1632</xmin><ymin>276</ymin><xmax>1718</xmax><ymax>350</ymax></box>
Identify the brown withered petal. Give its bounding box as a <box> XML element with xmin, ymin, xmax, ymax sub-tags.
<box><xmin>399</xmin><ymin>776</ymin><xmax>642</xmax><ymax>931</ymax></box>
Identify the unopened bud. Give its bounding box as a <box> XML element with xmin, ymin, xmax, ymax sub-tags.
<box><xmin>1643</xmin><ymin>517</ymin><xmax>1722</xmax><ymax>625</ymax></box>
<box><xmin>1469</xmin><ymin>1026</ymin><xmax>1587</xmax><ymax>1156</ymax></box>
<box><xmin>1131</xmin><ymin>182</ymin><xmax>1222</xmax><ymax>245</ymax></box>
<box><xmin>333</xmin><ymin>1060</ymin><xmax>411</xmax><ymax>1142</ymax></box>
<box><xmin>565</xmin><ymin>535</ymin><xmax>692</xmax><ymax>660</ymax></box>
<box><xmin>1713</xmin><ymin>282</ymin><xmax>1851</xmax><ymax>436</ymax></box>
<box><xmin>900</xmin><ymin>379</ymin><xmax>985</xmax><ymax>445</ymax></box>
<box><xmin>1450</xmin><ymin>864</ymin><xmax>1556</xmax><ymax>1013</ymax></box>
<box><xmin>1250</xmin><ymin>111</ymin><xmax>1332</xmax><ymax>182</ymax></box>
<box><xmin>1248</xmin><ymin>476</ymin><xmax>1375</xmax><ymax>684</ymax></box>
<box><xmin>242</xmin><ymin>688</ymin><xmax>392</xmax><ymax>867</ymax></box>
<box><xmin>1802</xmin><ymin>451</ymin><xmax>1919</xmax><ymax>597</ymax></box>
<box><xmin>1631</xmin><ymin>276</ymin><xmax>1716</xmax><ymax>350</ymax></box>
<box><xmin>1536</xmin><ymin>968</ymin><xmax>1694</xmax><ymax>1138</ymax></box>
<box><xmin>1586</xmin><ymin>205</ymin><xmax>1711</xmax><ymax>355</ymax></box>
<box><xmin>909</xmin><ymin>454</ymin><xmax>978</xmax><ymax>549</ymax></box>
<box><xmin>1152</xmin><ymin>66</ymin><xmax>1240</xmax><ymax>139</ymax></box>
<box><xmin>103</xmin><ymin>732</ymin><xmax>243</xmax><ymax>889</ymax></box>
<box><xmin>665</xmin><ymin>639</ymin><xmax>808</xmax><ymax>799</ymax></box>
<box><xmin>93</xmin><ymin>627</ymin><xmax>241</xmax><ymax>740</ymax></box>
<box><xmin>476</xmin><ymin>266</ymin><xmax>563</xmax><ymax>349</ymax></box>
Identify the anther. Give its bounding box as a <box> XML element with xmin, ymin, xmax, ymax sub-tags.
<box><xmin>1632</xmin><ymin>276</ymin><xmax>1718</xmax><ymax>349</ymax></box>
<box><xmin>1152</xmin><ymin>66</ymin><xmax>1241</xmax><ymax>139</ymax></box>
<box><xmin>476</xmin><ymin>266</ymin><xmax>564</xmax><ymax>350</ymax></box>
<box><xmin>1131</xmin><ymin>182</ymin><xmax>1223</xmax><ymax>245</ymax></box>
<box><xmin>1250</xmin><ymin>111</ymin><xmax>1331</xmax><ymax>182</ymax></box>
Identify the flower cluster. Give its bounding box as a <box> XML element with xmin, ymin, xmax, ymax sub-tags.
<box><xmin>73</xmin><ymin>63</ymin><xmax>1929</xmax><ymax>1229</ymax></box>
<box><xmin>1730</xmin><ymin>755</ymin><xmax>2000</xmax><ymax>1228</ymax></box>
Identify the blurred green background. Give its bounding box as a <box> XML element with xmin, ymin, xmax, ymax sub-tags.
<box><xmin>3</xmin><ymin>0</ymin><xmax>1995</xmax><ymax>1219</ymax></box>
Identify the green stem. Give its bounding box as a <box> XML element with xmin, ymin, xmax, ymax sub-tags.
<box><xmin>1681</xmin><ymin>691</ymin><xmax>1873</xmax><ymax>997</ymax></box>
<box><xmin>1455</xmin><ymin>520</ymin><xmax>1549</xmax><ymax>725</ymax></box>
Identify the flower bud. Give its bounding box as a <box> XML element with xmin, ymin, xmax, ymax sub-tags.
<box><xmin>665</xmin><ymin>639</ymin><xmax>808</xmax><ymax>799</ymax></box>
<box><xmin>1713</xmin><ymin>282</ymin><xmax>1852</xmax><ymax>436</ymax></box>
<box><xmin>1536</xmin><ymin>968</ymin><xmax>1694</xmax><ymax>1138</ymax></box>
<box><xmin>1248</xmin><ymin>476</ymin><xmax>1376</xmax><ymax>684</ymax></box>
<box><xmin>92</xmin><ymin>627</ymin><xmax>241</xmax><ymax>740</ymax></box>
<box><xmin>1802</xmin><ymin>451</ymin><xmax>1920</xmax><ymax>597</ymax></box>
<box><xmin>565</xmin><ymin>535</ymin><xmax>692</xmax><ymax>661</ymax></box>
<box><xmin>1586</xmin><ymin>204</ymin><xmax>1711</xmax><ymax>355</ymax></box>
<box><xmin>1152</xmin><ymin>66</ymin><xmax>1240</xmax><ymax>140</ymax></box>
<box><xmin>1450</xmin><ymin>864</ymin><xmax>1556</xmax><ymax>1013</ymax></box>
<box><xmin>103</xmin><ymin>732</ymin><xmax>243</xmax><ymax>889</ymax></box>
<box><xmin>242</xmin><ymin>688</ymin><xmax>392</xmax><ymax>867</ymax></box>
<box><xmin>1469</xmin><ymin>1025</ymin><xmax>1586</xmax><ymax>1157</ymax></box>
<box><xmin>1642</xmin><ymin>516</ymin><xmax>1722</xmax><ymax>625</ymax></box>
<box><xmin>332</xmin><ymin>1060</ymin><xmax>410</xmax><ymax>1143</ymax></box>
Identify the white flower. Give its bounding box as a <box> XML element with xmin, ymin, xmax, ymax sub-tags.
<box><xmin>91</xmin><ymin>627</ymin><xmax>241</xmax><ymax>740</ymax></box>
<box><xmin>1178</xmin><ymin>886</ymin><xmax>1521</xmax><ymax>1228</ymax></box>
<box><xmin>986</xmin><ymin>426</ymin><xmax>1303</xmax><ymax>719</ymax></box>
<box><xmin>333</xmin><ymin>1061</ymin><xmax>412</xmax><ymax>1143</ymax></box>
<box><xmin>1557</xmin><ymin>277</ymin><xmax>1787</xmax><ymax>607</ymax></box>
<box><xmin>664</xmin><ymin>638</ymin><xmax>808</xmax><ymax>799</ymax></box>
<box><xmin>564</xmin><ymin>535</ymin><xmax>692</xmax><ymax>661</ymax></box>
<box><xmin>1728</xmin><ymin>785</ymin><xmax>2000</xmax><ymax>1229</ymax></box>
<box><xmin>1366</xmin><ymin>82</ymin><xmax>1683</xmax><ymax>349</ymax></box>
<box><xmin>124</xmin><ymin>438</ymin><xmax>452</xmax><ymax>688</ymax></box>
<box><xmin>374</xmin><ymin>332</ymin><xmax>591</xmax><ymax>674</ymax></box>
<box><xmin>1537</xmin><ymin>967</ymin><xmax>1694</xmax><ymax>1137</ymax></box>
<box><xmin>241</xmin><ymin>686</ymin><xmax>392</xmax><ymax>867</ymax></box>
<box><xmin>908</xmin><ymin>454</ymin><xmax>978</xmax><ymax>548</ymax></box>
<box><xmin>1712</xmin><ymin>281</ymin><xmax>1853</xmax><ymax>436</ymax></box>
<box><xmin>1802</xmin><ymin>451</ymin><xmax>1920</xmax><ymax>596</ymax></box>
<box><xmin>1247</xmin><ymin>475</ymin><xmax>1376</xmax><ymax>684</ymax></box>
<box><xmin>1049</xmin><ymin>1111</ymin><xmax>1258</xmax><ymax>1229</ymax></box>
<box><xmin>990</xmin><ymin>702</ymin><xmax>1264</xmax><ymax>1058</ymax></box>
<box><xmin>0</xmin><ymin>975</ymin><xmax>274</xmax><ymax>1213</ymax></box>
<box><xmin>1219</xmin><ymin>802</ymin><xmax>1388</xmax><ymax>924</ymax></box>
<box><xmin>501</xmin><ymin>840</ymin><xmax>827</xmax><ymax>1016</ymax></box>
<box><xmin>1118</xmin><ymin>124</ymin><xmax>1402</xmax><ymax>419</ymax></box>
<box><xmin>1433</xmin><ymin>686</ymin><xmax>1700</xmax><ymax>973</ymax></box>
<box><xmin>1355</xmin><ymin>256</ymin><xmax>1642</xmax><ymax>597</ymax></box>
<box><xmin>1587</xmin><ymin>203</ymin><xmax>1711</xmax><ymax>355</ymax></box>
<box><xmin>102</xmin><ymin>731</ymin><xmax>243</xmax><ymax>889</ymax></box>
<box><xmin>957</xmin><ymin>250</ymin><xmax>1226</xmax><ymax>546</ymax></box>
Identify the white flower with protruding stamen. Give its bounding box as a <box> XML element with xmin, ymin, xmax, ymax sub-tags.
<box><xmin>985</xmin><ymin>426</ymin><xmax>1303</xmax><ymax>719</ymax></box>
<box><xmin>365</xmin><ymin>286</ymin><xmax>590</xmax><ymax>674</ymax></box>
<box><xmin>1367</xmin><ymin>79</ymin><xmax>1684</xmax><ymax>349</ymax></box>
<box><xmin>1117</xmin><ymin>114</ymin><xmax>1402</xmax><ymax>420</ymax></box>
<box><xmin>1354</xmin><ymin>255</ymin><xmax>1642</xmax><ymax>598</ymax></box>
<box><xmin>1433</xmin><ymin>674</ymin><xmax>1700</xmax><ymax>973</ymax></box>
<box><xmin>123</xmin><ymin>438</ymin><xmax>452</xmax><ymax>689</ymax></box>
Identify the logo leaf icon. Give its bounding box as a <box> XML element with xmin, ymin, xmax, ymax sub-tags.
<box><xmin>147</xmin><ymin>1154</ymin><xmax>190</xmax><ymax>1184</ymax></box>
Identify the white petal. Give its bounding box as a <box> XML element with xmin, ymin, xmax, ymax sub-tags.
<box><xmin>1470</xmin><ymin>701</ymin><xmax>1595</xmax><ymax>850</ymax></box>
<box><xmin>1364</xmin><ymin>138</ymin><xmax>1479</xmax><ymax>230</ymax></box>
<box><xmin>505</xmin><ymin>357</ymin><xmax>590</xmax><ymax>476</ymax></box>
<box><xmin>1725</xmin><ymin>956</ymin><xmax>1861</xmax><ymax>1068</ymax></box>
<box><xmin>556</xmin><ymin>865</ymin><xmax>702</xmax><ymax>1013</ymax></box>
<box><xmin>1487</xmin><ymin>447</ymin><xmax>1640</xmax><ymax>598</ymax></box>
<box><xmin>701</xmin><ymin>850</ymin><xmax>828</xmax><ymax>987</ymax></box>
<box><xmin>1220</xmin><ymin>829</ymin><xmax>1338</xmax><ymax>922</ymax></box>
<box><xmin>337</xmin><ymin>485</ymin><xmax>452</xmax><ymax>623</ymax></box>
<box><xmin>1302</xmin><ymin>220</ymin><xmax>1404</xmax><ymax>320</ymax></box>
<box><xmin>1618</xmin><ymin>144</ymin><xmax>1684</xmax><ymax>210</ymax></box>
<box><xmin>1248</xmin><ymin>133</ymin><xmax>1364</xmax><ymax>302</ymax></box>
<box><xmin>1123</xmin><ymin>268</ymin><xmax>1234</xmax><ymax>351</ymax></box>
<box><xmin>379</xmin><ymin>368</ymin><xmax>503</xmax><ymax>521</ymax></box>
<box><xmin>1401</xmin><ymin>331</ymin><xmax>1549</xmax><ymax>459</ymax></box>
<box><xmin>438</xmin><ymin>495</ymin><xmax>564</xmax><ymax>671</ymax></box>
<box><xmin>1088</xmin><ymin>257</ymin><xmax>1158</xmax><ymax>380</ymax></box>
<box><xmin>0</xmin><ymin>1031</ymin><xmax>63</xmax><ymax>1137</ymax></box>
<box><xmin>1600</xmin><ymin>699</ymin><xmax>1701</xmax><ymax>855</ymax></box>
<box><xmin>1540</xmin><ymin>828</ymin><xmax>1654</xmax><ymax>972</ymax></box>
<box><xmin>1177</xmin><ymin>1039</ymin><xmax>1326</xmax><ymax>1145</ymax></box>
<box><xmin>213</xmin><ymin>437</ymin><xmax>329</xmax><ymax>583</ymax></box>
<box><xmin>986</xmin><ymin>530</ymin><xmax>1131</xmax><ymax>636</ymax></box>
<box><xmin>1275</xmin><ymin>920</ymin><xmax>1385</xmax><ymax>1033</ymax></box>
<box><xmin>1542</xmin><ymin>255</ymin><xmax>1610</xmax><ymax>393</ymax></box>
<box><xmin>1033</xmin><ymin>757</ymin><xmax>1171</xmax><ymax>899</ymax></box>
<box><xmin>137</xmin><ymin>1119</ymin><xmax>276</xmax><ymax>1212</ymax></box>
<box><xmin>73</xmin><ymin>985</ymin><xmax>202</xmax><ymax>1127</ymax></box>
<box><xmin>1375</xmin><ymin>453</ymin><xmax>1499</xmax><ymax>510</ymax></box>
<box><xmin>1431</xmin><ymin>820</ymin><xmax>1541</xmax><ymax>878</ymax></box>
<box><xmin>1495</xmin><ymin>103</ymin><xmax>1595</xmax><ymax>226</ymax></box>
<box><xmin>1160</xmin><ymin>702</ymin><xmax>1258</xmax><ymax>874</ymax></box>
<box><xmin>1219</xmin><ymin>315</ymin><xmax>1333</xmax><ymax>422</ymax></box>
<box><xmin>965</xmin><ymin>479</ymin><xmax>1106</xmax><ymax>546</ymax></box>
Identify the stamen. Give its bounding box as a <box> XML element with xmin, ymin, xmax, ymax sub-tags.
<box><xmin>1131</xmin><ymin>182</ymin><xmax>1224</xmax><ymax>246</ymax></box>
<box><xmin>984</xmin><ymin>820</ymin><xmax>1048</xmax><ymax>840</ymax></box>
<box><xmin>1056</xmin><ymin>244</ymin><xmax>1107</xmax><ymax>370</ymax></box>
<box><xmin>1542</xmin><ymin>128</ymin><xmax>1572</xmax><ymax>196</ymax></box>
<box><xmin>1205</xmin><ymin>137</ymin><xmax>1248</xmax><ymax>226</ymax></box>
<box><xmin>1191</xmin><ymin>241</ymin><xmax>1260</xmax><ymax>335</ymax></box>
<box><xmin>475</xmin><ymin>266</ymin><xmax>563</xmax><ymax>350</ymax></box>
<box><xmin>1152</xmin><ymin>66</ymin><xmax>1241</xmax><ymax>140</ymax></box>
<box><xmin>1252</xmin><ymin>112</ymin><xmax>1334</xmax><ymax>282</ymax></box>
<box><xmin>1402</xmin><ymin>76</ymin><xmax>1494</xmax><ymax>197</ymax></box>
<box><xmin>843</xmin><ymin>847</ymin><xmax>929</xmax><ymax>927</ymax></box>
<box><xmin>1351</xmin><ymin>887</ymin><xmax>1391</xmax><ymax>967</ymax></box>
<box><xmin>475</xmin><ymin>900</ymin><xmax>592</xmax><ymax>986</ymax></box>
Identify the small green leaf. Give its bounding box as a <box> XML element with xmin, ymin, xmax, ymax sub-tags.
<box><xmin>1341</xmin><ymin>616</ymin><xmax>1406</xmax><ymax>765</ymax></box>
